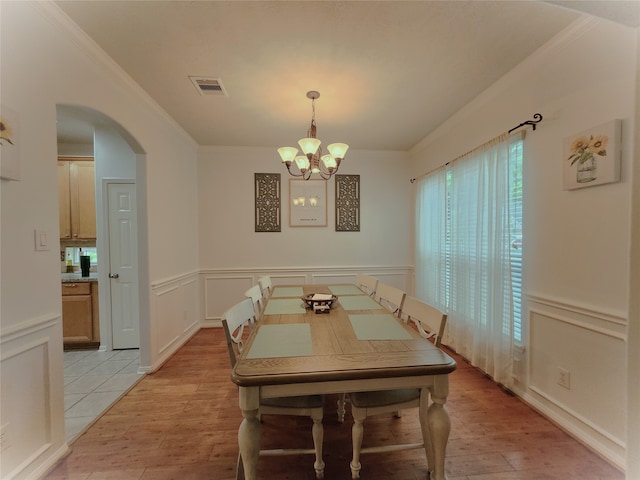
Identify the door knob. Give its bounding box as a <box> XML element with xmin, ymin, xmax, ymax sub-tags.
<box><xmin>108</xmin><ymin>273</ymin><xmax>119</xmax><ymax>279</ymax></box>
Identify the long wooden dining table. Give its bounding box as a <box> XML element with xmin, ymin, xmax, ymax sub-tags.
<box><xmin>231</xmin><ymin>284</ymin><xmax>457</xmax><ymax>480</ymax></box>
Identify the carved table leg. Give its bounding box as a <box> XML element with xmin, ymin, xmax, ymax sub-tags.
<box><xmin>427</xmin><ymin>376</ymin><xmax>450</xmax><ymax>480</ymax></box>
<box><xmin>238</xmin><ymin>387</ymin><xmax>261</xmax><ymax>480</ymax></box>
<box><xmin>350</xmin><ymin>407</ymin><xmax>365</xmax><ymax>479</ymax></box>
<box><xmin>418</xmin><ymin>387</ymin><xmax>435</xmax><ymax>477</ymax></box>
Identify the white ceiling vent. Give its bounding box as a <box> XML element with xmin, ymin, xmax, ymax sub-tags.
<box><xmin>189</xmin><ymin>76</ymin><xmax>227</xmax><ymax>97</ymax></box>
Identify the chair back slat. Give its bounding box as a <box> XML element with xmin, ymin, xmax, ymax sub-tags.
<box><xmin>258</xmin><ymin>275</ymin><xmax>273</xmax><ymax>300</ymax></box>
<box><xmin>356</xmin><ymin>273</ymin><xmax>378</xmax><ymax>297</ymax></box>
<box><xmin>402</xmin><ymin>296</ymin><xmax>447</xmax><ymax>347</ymax></box>
<box><xmin>375</xmin><ymin>283</ymin><xmax>406</xmax><ymax>317</ymax></box>
<box><xmin>245</xmin><ymin>284</ymin><xmax>264</xmax><ymax>320</ymax></box>
<box><xmin>222</xmin><ymin>298</ymin><xmax>256</xmax><ymax>367</ymax></box>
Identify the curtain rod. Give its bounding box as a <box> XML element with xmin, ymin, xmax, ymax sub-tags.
<box><xmin>508</xmin><ymin>113</ymin><xmax>543</xmax><ymax>133</ymax></box>
<box><xmin>409</xmin><ymin>113</ymin><xmax>543</xmax><ymax>183</ymax></box>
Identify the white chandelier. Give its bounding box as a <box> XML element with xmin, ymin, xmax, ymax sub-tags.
<box><xmin>277</xmin><ymin>91</ymin><xmax>349</xmax><ymax>180</ymax></box>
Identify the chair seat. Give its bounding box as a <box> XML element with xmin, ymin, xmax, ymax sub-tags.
<box><xmin>262</xmin><ymin>394</ymin><xmax>324</xmax><ymax>409</ymax></box>
<box><xmin>350</xmin><ymin>388</ymin><xmax>420</xmax><ymax>408</ymax></box>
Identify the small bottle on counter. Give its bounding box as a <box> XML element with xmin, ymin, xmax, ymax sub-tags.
<box><xmin>66</xmin><ymin>254</ymin><xmax>74</xmax><ymax>273</ymax></box>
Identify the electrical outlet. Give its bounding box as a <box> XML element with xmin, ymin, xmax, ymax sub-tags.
<box><xmin>557</xmin><ymin>367</ymin><xmax>571</xmax><ymax>389</ymax></box>
<box><xmin>0</xmin><ymin>424</ymin><xmax>10</xmax><ymax>452</ymax></box>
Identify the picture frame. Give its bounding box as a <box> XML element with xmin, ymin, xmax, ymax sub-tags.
<box><xmin>1</xmin><ymin>105</ymin><xmax>20</xmax><ymax>181</ymax></box>
<box><xmin>254</xmin><ymin>173</ymin><xmax>281</xmax><ymax>232</ymax></box>
<box><xmin>562</xmin><ymin>119</ymin><xmax>621</xmax><ymax>190</ymax></box>
<box><xmin>289</xmin><ymin>179</ymin><xmax>327</xmax><ymax>227</ymax></box>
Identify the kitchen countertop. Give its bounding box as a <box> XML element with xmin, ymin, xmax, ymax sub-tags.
<box><xmin>61</xmin><ymin>272</ymin><xmax>99</xmax><ymax>283</ymax></box>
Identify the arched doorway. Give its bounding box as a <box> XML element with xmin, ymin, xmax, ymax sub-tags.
<box><xmin>57</xmin><ymin>104</ymin><xmax>149</xmax><ymax>441</ymax></box>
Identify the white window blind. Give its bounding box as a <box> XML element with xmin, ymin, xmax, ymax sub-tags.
<box><xmin>509</xmin><ymin>139</ymin><xmax>523</xmax><ymax>344</ymax></box>
<box><xmin>415</xmin><ymin>133</ymin><xmax>524</xmax><ymax>386</ymax></box>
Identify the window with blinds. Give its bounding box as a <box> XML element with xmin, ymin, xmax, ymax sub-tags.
<box><xmin>415</xmin><ymin>133</ymin><xmax>524</xmax><ymax>365</ymax></box>
<box><xmin>509</xmin><ymin>138</ymin><xmax>523</xmax><ymax>344</ymax></box>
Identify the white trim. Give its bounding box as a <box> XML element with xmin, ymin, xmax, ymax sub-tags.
<box><xmin>199</xmin><ymin>265</ymin><xmax>413</xmax><ymax>276</ymax></box>
<box><xmin>25</xmin><ymin>442</ymin><xmax>71</xmax><ymax>480</ymax></box>
<box><xmin>151</xmin><ymin>270</ymin><xmax>199</xmax><ymax>289</ymax></box>
<box><xmin>0</xmin><ymin>314</ymin><xmax>59</xmax><ymax>345</ymax></box>
<box><xmin>526</xmin><ymin>293</ymin><xmax>627</xmax><ymax>327</ymax></box>
<box><xmin>524</xmin><ymin>388</ymin><xmax>626</xmax><ymax>470</ymax></box>
<box><xmin>528</xmin><ymin>386</ymin><xmax>626</xmax><ymax>448</ymax></box>
<box><xmin>139</xmin><ymin>323</ymin><xmax>200</xmax><ymax>374</ymax></box>
<box><xmin>529</xmin><ymin>307</ymin><xmax>627</xmax><ymax>341</ymax></box>
<box><xmin>199</xmin><ymin>265</ymin><xmax>413</xmax><ymax>321</ymax></box>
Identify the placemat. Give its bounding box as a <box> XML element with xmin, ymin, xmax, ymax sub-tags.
<box><xmin>263</xmin><ymin>298</ymin><xmax>306</xmax><ymax>315</ymax></box>
<box><xmin>329</xmin><ymin>285</ymin><xmax>365</xmax><ymax>296</ymax></box>
<box><xmin>246</xmin><ymin>324</ymin><xmax>312</xmax><ymax>358</ymax></box>
<box><xmin>338</xmin><ymin>295</ymin><xmax>382</xmax><ymax>311</ymax></box>
<box><xmin>349</xmin><ymin>314</ymin><xmax>413</xmax><ymax>340</ymax></box>
<box><xmin>272</xmin><ymin>286</ymin><xmax>304</xmax><ymax>298</ymax></box>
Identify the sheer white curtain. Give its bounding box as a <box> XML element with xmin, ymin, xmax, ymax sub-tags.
<box><xmin>416</xmin><ymin>133</ymin><xmax>514</xmax><ymax>387</ymax></box>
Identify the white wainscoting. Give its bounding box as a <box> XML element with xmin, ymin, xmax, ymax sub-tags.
<box><xmin>524</xmin><ymin>293</ymin><xmax>627</xmax><ymax>470</ymax></box>
<box><xmin>200</xmin><ymin>266</ymin><xmax>412</xmax><ymax>325</ymax></box>
<box><xmin>147</xmin><ymin>271</ymin><xmax>200</xmax><ymax>372</ymax></box>
<box><xmin>0</xmin><ymin>314</ymin><xmax>68</xmax><ymax>480</ymax></box>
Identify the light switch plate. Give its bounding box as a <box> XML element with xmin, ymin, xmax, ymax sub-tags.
<box><xmin>34</xmin><ymin>229</ymin><xmax>49</xmax><ymax>251</ymax></box>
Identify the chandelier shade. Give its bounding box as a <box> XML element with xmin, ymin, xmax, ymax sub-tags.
<box><xmin>278</xmin><ymin>91</ymin><xmax>348</xmax><ymax>180</ymax></box>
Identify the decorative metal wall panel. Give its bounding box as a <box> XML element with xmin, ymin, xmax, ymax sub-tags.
<box><xmin>254</xmin><ymin>173</ymin><xmax>281</xmax><ymax>232</ymax></box>
<box><xmin>335</xmin><ymin>174</ymin><xmax>360</xmax><ymax>231</ymax></box>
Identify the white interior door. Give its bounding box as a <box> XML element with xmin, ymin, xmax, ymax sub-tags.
<box><xmin>107</xmin><ymin>182</ymin><xmax>140</xmax><ymax>349</ymax></box>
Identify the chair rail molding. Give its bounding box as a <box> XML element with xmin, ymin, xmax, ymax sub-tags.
<box><xmin>0</xmin><ymin>313</ymin><xmax>68</xmax><ymax>480</ymax></box>
<box><xmin>147</xmin><ymin>271</ymin><xmax>200</xmax><ymax>373</ymax></box>
<box><xmin>525</xmin><ymin>294</ymin><xmax>627</xmax><ymax>471</ymax></box>
<box><xmin>200</xmin><ymin>265</ymin><xmax>413</xmax><ymax>323</ymax></box>
<box><xmin>526</xmin><ymin>292</ymin><xmax>627</xmax><ymax>327</ymax></box>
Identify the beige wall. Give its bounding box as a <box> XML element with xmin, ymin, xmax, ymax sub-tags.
<box><xmin>0</xmin><ymin>3</ymin><xmax>199</xmax><ymax>478</ymax></box>
<box><xmin>1</xmin><ymin>2</ymin><xmax>636</xmax><ymax>479</ymax></box>
<box><xmin>410</xmin><ymin>17</ymin><xmax>637</xmax><ymax>470</ymax></box>
<box><xmin>197</xmin><ymin>145</ymin><xmax>413</xmax><ymax>319</ymax></box>
<box><xmin>626</xmin><ymin>25</ymin><xmax>640</xmax><ymax>480</ymax></box>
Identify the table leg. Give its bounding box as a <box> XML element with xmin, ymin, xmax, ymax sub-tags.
<box><xmin>418</xmin><ymin>387</ymin><xmax>434</xmax><ymax>476</ymax></box>
<box><xmin>427</xmin><ymin>376</ymin><xmax>450</xmax><ymax>480</ymax></box>
<box><xmin>238</xmin><ymin>387</ymin><xmax>261</xmax><ymax>480</ymax></box>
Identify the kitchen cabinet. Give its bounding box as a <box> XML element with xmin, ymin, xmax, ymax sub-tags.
<box><xmin>62</xmin><ymin>280</ymin><xmax>100</xmax><ymax>349</ymax></box>
<box><xmin>58</xmin><ymin>156</ymin><xmax>96</xmax><ymax>240</ymax></box>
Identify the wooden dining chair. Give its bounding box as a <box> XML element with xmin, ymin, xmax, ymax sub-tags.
<box><xmin>356</xmin><ymin>273</ymin><xmax>378</xmax><ymax>297</ymax></box>
<box><xmin>347</xmin><ymin>297</ymin><xmax>447</xmax><ymax>479</ymax></box>
<box><xmin>258</xmin><ymin>275</ymin><xmax>273</xmax><ymax>300</ymax></box>
<box><xmin>403</xmin><ymin>295</ymin><xmax>448</xmax><ymax>345</ymax></box>
<box><xmin>244</xmin><ymin>284</ymin><xmax>264</xmax><ymax>322</ymax></box>
<box><xmin>222</xmin><ymin>298</ymin><xmax>325</xmax><ymax>479</ymax></box>
<box><xmin>375</xmin><ymin>283</ymin><xmax>406</xmax><ymax>318</ymax></box>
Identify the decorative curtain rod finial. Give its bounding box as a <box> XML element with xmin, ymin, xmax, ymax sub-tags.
<box><xmin>509</xmin><ymin>113</ymin><xmax>543</xmax><ymax>134</ymax></box>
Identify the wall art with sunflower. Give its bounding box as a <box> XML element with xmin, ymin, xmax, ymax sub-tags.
<box><xmin>562</xmin><ymin>119</ymin><xmax>621</xmax><ymax>190</ymax></box>
<box><xmin>0</xmin><ymin>105</ymin><xmax>20</xmax><ymax>181</ymax></box>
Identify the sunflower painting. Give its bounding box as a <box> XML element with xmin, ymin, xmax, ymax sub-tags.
<box><xmin>0</xmin><ymin>106</ymin><xmax>20</xmax><ymax>181</ymax></box>
<box><xmin>562</xmin><ymin>119</ymin><xmax>621</xmax><ymax>190</ymax></box>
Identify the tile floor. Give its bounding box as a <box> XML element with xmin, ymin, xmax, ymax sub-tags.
<box><xmin>63</xmin><ymin>348</ymin><xmax>144</xmax><ymax>442</ymax></box>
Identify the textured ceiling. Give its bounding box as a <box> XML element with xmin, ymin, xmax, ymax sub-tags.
<box><xmin>54</xmin><ymin>1</ymin><xmax>635</xmax><ymax>151</ymax></box>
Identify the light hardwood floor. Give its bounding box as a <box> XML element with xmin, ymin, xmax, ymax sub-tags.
<box><xmin>45</xmin><ymin>328</ymin><xmax>623</xmax><ymax>480</ymax></box>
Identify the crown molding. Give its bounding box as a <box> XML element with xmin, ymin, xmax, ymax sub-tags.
<box><xmin>31</xmin><ymin>1</ymin><xmax>197</xmax><ymax>148</ymax></box>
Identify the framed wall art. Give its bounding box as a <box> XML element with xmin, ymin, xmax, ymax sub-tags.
<box><xmin>1</xmin><ymin>105</ymin><xmax>20</xmax><ymax>181</ymax></box>
<box><xmin>562</xmin><ymin>119</ymin><xmax>621</xmax><ymax>190</ymax></box>
<box><xmin>335</xmin><ymin>174</ymin><xmax>360</xmax><ymax>231</ymax></box>
<box><xmin>289</xmin><ymin>179</ymin><xmax>327</xmax><ymax>227</ymax></box>
<box><xmin>254</xmin><ymin>173</ymin><xmax>281</xmax><ymax>232</ymax></box>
